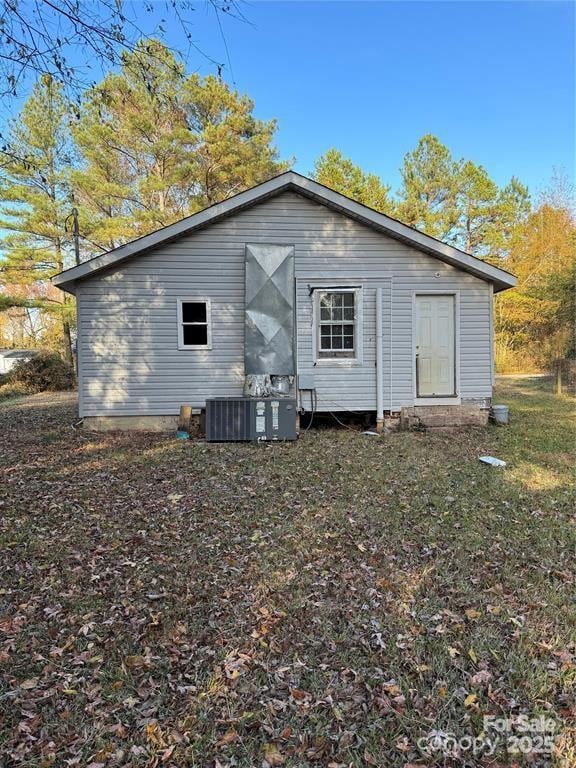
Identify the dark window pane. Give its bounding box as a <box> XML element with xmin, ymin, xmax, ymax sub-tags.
<box><xmin>183</xmin><ymin>324</ymin><xmax>207</xmax><ymax>346</ymax></box>
<box><xmin>320</xmin><ymin>325</ymin><xmax>331</xmax><ymax>337</ymax></box>
<box><xmin>320</xmin><ymin>307</ymin><xmax>331</xmax><ymax>321</ymax></box>
<box><xmin>332</xmin><ymin>336</ymin><xmax>342</xmax><ymax>349</ymax></box>
<box><xmin>344</xmin><ymin>293</ymin><xmax>355</xmax><ymax>307</ymax></box>
<box><xmin>334</xmin><ymin>293</ymin><xmax>345</xmax><ymax>307</ymax></box>
<box><xmin>332</xmin><ymin>307</ymin><xmax>343</xmax><ymax>321</ymax></box>
<box><xmin>343</xmin><ymin>324</ymin><xmax>354</xmax><ymax>336</ymax></box>
<box><xmin>332</xmin><ymin>324</ymin><xmax>343</xmax><ymax>335</ymax></box>
<box><xmin>182</xmin><ymin>302</ymin><xmax>206</xmax><ymax>323</ymax></box>
<box><xmin>343</xmin><ymin>336</ymin><xmax>354</xmax><ymax>349</ymax></box>
<box><xmin>343</xmin><ymin>307</ymin><xmax>354</xmax><ymax>321</ymax></box>
<box><xmin>320</xmin><ymin>336</ymin><xmax>331</xmax><ymax>349</ymax></box>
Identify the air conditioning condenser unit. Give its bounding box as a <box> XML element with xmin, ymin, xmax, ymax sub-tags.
<box><xmin>205</xmin><ymin>397</ymin><xmax>297</xmax><ymax>442</ymax></box>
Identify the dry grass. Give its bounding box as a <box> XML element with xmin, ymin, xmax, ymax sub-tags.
<box><xmin>0</xmin><ymin>379</ymin><xmax>574</xmax><ymax>767</ymax></box>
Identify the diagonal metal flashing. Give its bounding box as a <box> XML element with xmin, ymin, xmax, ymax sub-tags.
<box><xmin>245</xmin><ymin>243</ymin><xmax>295</xmax><ymax>375</ymax></box>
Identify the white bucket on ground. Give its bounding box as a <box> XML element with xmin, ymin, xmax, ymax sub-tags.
<box><xmin>491</xmin><ymin>404</ymin><xmax>509</xmax><ymax>425</ymax></box>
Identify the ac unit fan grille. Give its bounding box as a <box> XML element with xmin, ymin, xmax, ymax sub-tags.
<box><xmin>206</xmin><ymin>398</ymin><xmax>252</xmax><ymax>441</ymax></box>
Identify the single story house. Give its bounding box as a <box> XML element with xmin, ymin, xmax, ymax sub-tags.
<box><xmin>53</xmin><ymin>172</ymin><xmax>516</xmax><ymax>432</ymax></box>
<box><xmin>0</xmin><ymin>348</ymin><xmax>37</xmax><ymax>374</ymax></box>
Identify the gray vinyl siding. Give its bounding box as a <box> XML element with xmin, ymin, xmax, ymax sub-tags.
<box><xmin>77</xmin><ymin>191</ymin><xmax>493</xmax><ymax>417</ymax></box>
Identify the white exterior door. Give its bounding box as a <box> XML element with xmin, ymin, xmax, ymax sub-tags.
<box><xmin>416</xmin><ymin>295</ymin><xmax>456</xmax><ymax>397</ymax></box>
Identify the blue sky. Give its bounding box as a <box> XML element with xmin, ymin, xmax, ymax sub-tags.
<box><xmin>182</xmin><ymin>0</ymin><xmax>575</xmax><ymax>197</ymax></box>
<box><xmin>5</xmin><ymin>1</ymin><xmax>575</xmax><ymax>197</ymax></box>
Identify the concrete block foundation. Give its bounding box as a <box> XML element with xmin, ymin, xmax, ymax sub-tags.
<box><xmin>399</xmin><ymin>403</ymin><xmax>490</xmax><ymax>430</ymax></box>
<box><xmin>83</xmin><ymin>403</ymin><xmax>489</xmax><ymax>433</ymax></box>
<box><xmin>83</xmin><ymin>414</ymin><xmax>180</xmax><ymax>432</ymax></box>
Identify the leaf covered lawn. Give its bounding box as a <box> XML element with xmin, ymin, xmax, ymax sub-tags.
<box><xmin>1</xmin><ymin>381</ymin><xmax>575</xmax><ymax>767</ymax></box>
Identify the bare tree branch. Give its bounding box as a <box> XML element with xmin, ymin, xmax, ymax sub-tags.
<box><xmin>0</xmin><ymin>0</ymin><xmax>244</xmax><ymax>99</ymax></box>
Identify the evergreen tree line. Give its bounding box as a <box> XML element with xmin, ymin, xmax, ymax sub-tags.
<box><xmin>0</xmin><ymin>40</ymin><xmax>573</xmax><ymax>371</ymax></box>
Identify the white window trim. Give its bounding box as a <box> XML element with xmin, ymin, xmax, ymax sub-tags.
<box><xmin>312</xmin><ymin>286</ymin><xmax>363</xmax><ymax>365</ymax></box>
<box><xmin>412</xmin><ymin>291</ymin><xmax>460</xmax><ymax>405</ymax></box>
<box><xmin>177</xmin><ymin>297</ymin><xmax>212</xmax><ymax>350</ymax></box>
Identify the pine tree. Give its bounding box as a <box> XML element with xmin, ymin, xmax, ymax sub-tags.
<box><xmin>0</xmin><ymin>75</ymin><xmax>75</xmax><ymax>362</ymax></box>
<box><xmin>71</xmin><ymin>41</ymin><xmax>188</xmax><ymax>250</ymax></box>
<box><xmin>397</xmin><ymin>134</ymin><xmax>459</xmax><ymax>239</ymax></box>
<box><xmin>72</xmin><ymin>40</ymin><xmax>287</xmax><ymax>251</ymax></box>
<box><xmin>484</xmin><ymin>177</ymin><xmax>531</xmax><ymax>263</ymax></box>
<box><xmin>181</xmin><ymin>73</ymin><xmax>288</xmax><ymax>208</ymax></box>
<box><xmin>312</xmin><ymin>149</ymin><xmax>394</xmax><ymax>214</ymax></box>
<box><xmin>452</xmin><ymin>160</ymin><xmax>499</xmax><ymax>254</ymax></box>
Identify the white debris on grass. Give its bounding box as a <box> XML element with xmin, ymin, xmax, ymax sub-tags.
<box><xmin>479</xmin><ymin>455</ymin><xmax>507</xmax><ymax>468</ymax></box>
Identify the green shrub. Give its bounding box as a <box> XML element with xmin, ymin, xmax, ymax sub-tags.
<box><xmin>1</xmin><ymin>352</ymin><xmax>76</xmax><ymax>394</ymax></box>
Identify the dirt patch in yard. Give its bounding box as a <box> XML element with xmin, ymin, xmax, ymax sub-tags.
<box><xmin>0</xmin><ymin>381</ymin><xmax>574</xmax><ymax>767</ymax></box>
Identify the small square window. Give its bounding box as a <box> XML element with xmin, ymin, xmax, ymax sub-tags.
<box><xmin>178</xmin><ymin>299</ymin><xmax>211</xmax><ymax>349</ymax></box>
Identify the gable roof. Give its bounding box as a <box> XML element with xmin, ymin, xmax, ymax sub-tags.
<box><xmin>53</xmin><ymin>171</ymin><xmax>516</xmax><ymax>293</ymax></box>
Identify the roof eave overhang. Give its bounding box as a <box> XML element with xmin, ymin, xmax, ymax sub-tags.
<box><xmin>52</xmin><ymin>171</ymin><xmax>517</xmax><ymax>294</ymax></box>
